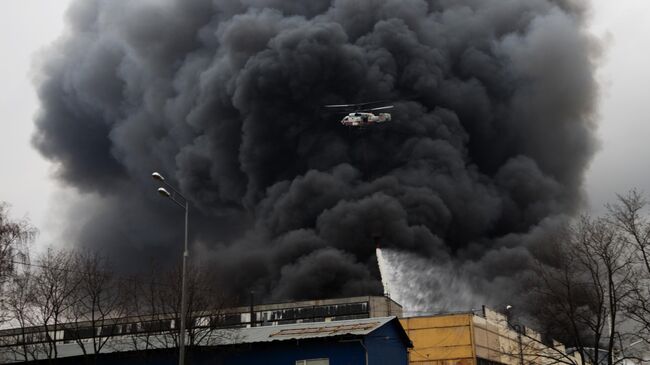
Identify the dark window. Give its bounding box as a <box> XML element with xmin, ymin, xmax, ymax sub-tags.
<box><xmin>142</xmin><ymin>320</ymin><xmax>171</xmax><ymax>332</ymax></box>
<box><xmin>210</xmin><ymin>314</ymin><xmax>242</xmax><ymax>328</ymax></box>
<box><xmin>100</xmin><ymin>325</ymin><xmax>120</xmax><ymax>336</ymax></box>
<box><xmin>64</xmin><ymin>327</ymin><xmax>95</xmax><ymax>340</ymax></box>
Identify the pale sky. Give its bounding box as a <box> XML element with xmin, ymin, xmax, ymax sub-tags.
<box><xmin>0</xmin><ymin>1</ymin><xmax>73</xmax><ymax>249</ymax></box>
<box><xmin>0</xmin><ymin>0</ymin><xmax>649</xmax><ymax>248</ymax></box>
<box><xmin>585</xmin><ymin>0</ymin><xmax>650</xmax><ymax>211</ymax></box>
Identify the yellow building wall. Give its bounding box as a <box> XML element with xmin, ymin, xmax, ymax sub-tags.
<box><xmin>401</xmin><ymin>309</ymin><xmax>584</xmax><ymax>365</ymax></box>
<box><xmin>400</xmin><ymin>314</ymin><xmax>475</xmax><ymax>365</ymax></box>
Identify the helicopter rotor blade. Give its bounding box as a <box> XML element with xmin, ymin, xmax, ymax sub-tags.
<box><xmin>324</xmin><ymin>99</ymin><xmax>392</xmax><ymax>108</ymax></box>
<box><xmin>324</xmin><ymin>104</ymin><xmax>356</xmax><ymax>108</ymax></box>
<box><xmin>367</xmin><ymin>105</ymin><xmax>394</xmax><ymax>111</ymax></box>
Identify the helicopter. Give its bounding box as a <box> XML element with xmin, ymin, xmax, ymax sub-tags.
<box><xmin>324</xmin><ymin>101</ymin><xmax>394</xmax><ymax>127</ymax></box>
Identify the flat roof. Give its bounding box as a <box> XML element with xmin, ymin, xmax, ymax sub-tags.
<box><xmin>201</xmin><ymin>316</ymin><xmax>401</xmax><ymax>346</ymax></box>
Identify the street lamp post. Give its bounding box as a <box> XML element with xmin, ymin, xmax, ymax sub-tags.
<box><xmin>152</xmin><ymin>172</ymin><xmax>189</xmax><ymax>365</ymax></box>
<box><xmin>506</xmin><ymin>305</ymin><xmax>525</xmax><ymax>365</ymax></box>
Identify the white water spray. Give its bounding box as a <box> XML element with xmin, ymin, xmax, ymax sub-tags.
<box><xmin>375</xmin><ymin>247</ymin><xmax>486</xmax><ymax>316</ymax></box>
<box><xmin>375</xmin><ymin>247</ymin><xmax>393</xmax><ymax>298</ymax></box>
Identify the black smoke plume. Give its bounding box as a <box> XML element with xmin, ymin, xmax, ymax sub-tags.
<box><xmin>32</xmin><ymin>0</ymin><xmax>599</xmax><ymax>307</ymax></box>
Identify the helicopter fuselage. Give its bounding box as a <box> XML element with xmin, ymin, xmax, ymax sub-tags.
<box><xmin>341</xmin><ymin>112</ymin><xmax>391</xmax><ymax>127</ymax></box>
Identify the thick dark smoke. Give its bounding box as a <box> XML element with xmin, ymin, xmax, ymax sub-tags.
<box><xmin>32</xmin><ymin>0</ymin><xmax>599</xmax><ymax>307</ymax></box>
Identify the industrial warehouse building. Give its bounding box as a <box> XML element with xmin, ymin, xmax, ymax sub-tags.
<box><xmin>400</xmin><ymin>307</ymin><xmax>583</xmax><ymax>365</ymax></box>
<box><xmin>0</xmin><ymin>296</ymin><xmax>578</xmax><ymax>365</ymax></box>
<box><xmin>0</xmin><ymin>296</ymin><xmax>405</xmax><ymax>364</ymax></box>
<box><xmin>0</xmin><ymin>316</ymin><xmax>411</xmax><ymax>365</ymax></box>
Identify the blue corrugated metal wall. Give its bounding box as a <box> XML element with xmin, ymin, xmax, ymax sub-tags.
<box><xmin>211</xmin><ymin>339</ymin><xmax>366</xmax><ymax>365</ymax></box>
<box><xmin>366</xmin><ymin>321</ymin><xmax>410</xmax><ymax>365</ymax></box>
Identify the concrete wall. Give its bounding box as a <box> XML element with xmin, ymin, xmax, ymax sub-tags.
<box><xmin>472</xmin><ymin>308</ymin><xmax>518</xmax><ymax>365</ymax></box>
<box><xmin>369</xmin><ymin>296</ymin><xmax>404</xmax><ymax>318</ymax></box>
<box><xmin>474</xmin><ymin>308</ymin><xmax>584</xmax><ymax>365</ymax></box>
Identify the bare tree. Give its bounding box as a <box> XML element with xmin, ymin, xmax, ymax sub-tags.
<box><xmin>123</xmin><ymin>261</ymin><xmax>170</xmax><ymax>353</ymax></box>
<box><xmin>29</xmin><ymin>247</ymin><xmax>80</xmax><ymax>361</ymax></box>
<box><xmin>497</xmin><ymin>317</ymin><xmax>586</xmax><ymax>365</ymax></box>
<box><xmin>527</xmin><ymin>215</ymin><xmax>636</xmax><ymax>365</ymax></box>
<box><xmin>122</xmin><ymin>259</ymin><xmax>235</xmax><ymax>359</ymax></box>
<box><xmin>179</xmin><ymin>264</ymin><xmax>234</xmax><ymax>347</ymax></box>
<box><xmin>0</xmin><ymin>203</ymin><xmax>37</xmax><ymax>360</ymax></box>
<box><xmin>0</xmin><ymin>203</ymin><xmax>35</xmax><ymax>276</ymax></box>
<box><xmin>608</xmin><ymin>190</ymin><xmax>650</xmax><ymax>355</ymax></box>
<box><xmin>0</xmin><ymin>268</ymin><xmax>39</xmax><ymax>362</ymax></box>
<box><xmin>0</xmin><ymin>203</ymin><xmax>36</xmax><ymax>311</ymax></box>
<box><xmin>64</xmin><ymin>250</ymin><xmax>128</xmax><ymax>361</ymax></box>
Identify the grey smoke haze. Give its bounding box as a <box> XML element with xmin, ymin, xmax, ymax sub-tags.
<box><xmin>32</xmin><ymin>0</ymin><xmax>599</xmax><ymax>306</ymax></box>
